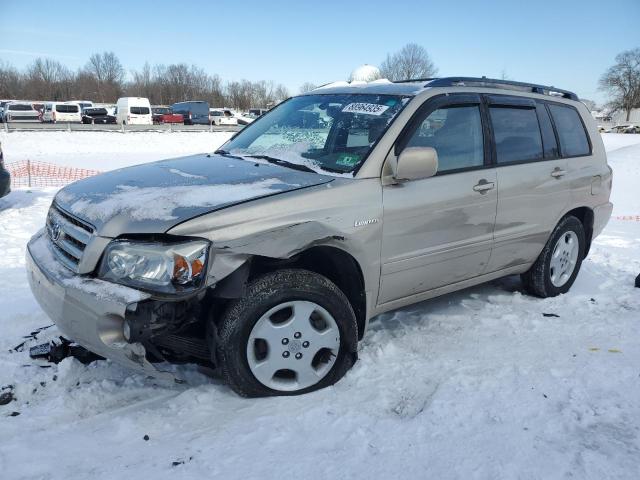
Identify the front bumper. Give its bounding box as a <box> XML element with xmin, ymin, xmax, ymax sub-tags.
<box><xmin>26</xmin><ymin>231</ymin><xmax>176</xmax><ymax>382</ymax></box>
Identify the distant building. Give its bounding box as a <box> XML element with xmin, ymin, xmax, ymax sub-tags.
<box><xmin>611</xmin><ymin>108</ymin><xmax>640</xmax><ymax>125</ymax></box>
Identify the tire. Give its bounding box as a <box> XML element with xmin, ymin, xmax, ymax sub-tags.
<box><xmin>216</xmin><ymin>269</ymin><xmax>358</xmax><ymax>397</ymax></box>
<box><xmin>521</xmin><ymin>215</ymin><xmax>585</xmax><ymax>298</ymax></box>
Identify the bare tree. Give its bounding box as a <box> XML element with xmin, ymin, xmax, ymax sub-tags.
<box><xmin>299</xmin><ymin>82</ymin><xmax>317</xmax><ymax>93</ymax></box>
<box><xmin>23</xmin><ymin>58</ymin><xmax>73</xmax><ymax>100</ymax></box>
<box><xmin>380</xmin><ymin>43</ymin><xmax>437</xmax><ymax>81</ymax></box>
<box><xmin>0</xmin><ymin>61</ymin><xmax>22</xmax><ymax>99</ymax></box>
<box><xmin>599</xmin><ymin>48</ymin><xmax>640</xmax><ymax>122</ymax></box>
<box><xmin>84</xmin><ymin>51</ymin><xmax>124</xmax><ymax>102</ymax></box>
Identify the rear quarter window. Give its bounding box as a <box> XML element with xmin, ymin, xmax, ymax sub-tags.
<box><xmin>548</xmin><ymin>104</ymin><xmax>590</xmax><ymax>157</ymax></box>
<box><xmin>130</xmin><ymin>106</ymin><xmax>150</xmax><ymax>115</ymax></box>
<box><xmin>489</xmin><ymin>107</ymin><xmax>543</xmax><ymax>164</ymax></box>
<box><xmin>56</xmin><ymin>105</ymin><xmax>79</xmax><ymax>113</ymax></box>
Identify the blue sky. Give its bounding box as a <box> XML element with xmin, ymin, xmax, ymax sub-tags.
<box><xmin>1</xmin><ymin>0</ymin><xmax>638</xmax><ymax>104</ymax></box>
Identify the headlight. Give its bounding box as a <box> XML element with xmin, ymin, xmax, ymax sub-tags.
<box><xmin>99</xmin><ymin>239</ymin><xmax>210</xmax><ymax>294</ymax></box>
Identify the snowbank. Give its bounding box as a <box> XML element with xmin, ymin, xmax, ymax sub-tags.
<box><xmin>0</xmin><ymin>130</ymin><xmax>234</xmax><ymax>170</ymax></box>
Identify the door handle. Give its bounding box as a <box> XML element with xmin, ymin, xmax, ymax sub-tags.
<box><xmin>473</xmin><ymin>179</ymin><xmax>495</xmax><ymax>194</ymax></box>
<box><xmin>551</xmin><ymin>168</ymin><xmax>567</xmax><ymax>178</ymax></box>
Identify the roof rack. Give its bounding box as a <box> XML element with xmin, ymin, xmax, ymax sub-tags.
<box><xmin>419</xmin><ymin>77</ymin><xmax>579</xmax><ymax>100</ymax></box>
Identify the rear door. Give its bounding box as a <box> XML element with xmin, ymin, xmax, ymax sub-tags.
<box><xmin>379</xmin><ymin>94</ymin><xmax>498</xmax><ymax>305</ymax></box>
<box><xmin>485</xmin><ymin>95</ymin><xmax>570</xmax><ymax>272</ymax></box>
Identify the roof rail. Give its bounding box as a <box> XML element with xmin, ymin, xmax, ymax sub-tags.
<box><xmin>421</xmin><ymin>77</ymin><xmax>579</xmax><ymax>100</ymax></box>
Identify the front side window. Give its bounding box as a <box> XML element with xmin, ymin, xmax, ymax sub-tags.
<box><xmin>490</xmin><ymin>107</ymin><xmax>543</xmax><ymax>164</ymax></box>
<box><xmin>223</xmin><ymin>94</ymin><xmax>408</xmax><ymax>175</ymax></box>
<box><xmin>548</xmin><ymin>104</ymin><xmax>590</xmax><ymax>157</ymax></box>
<box><xmin>405</xmin><ymin>105</ymin><xmax>484</xmax><ymax>172</ymax></box>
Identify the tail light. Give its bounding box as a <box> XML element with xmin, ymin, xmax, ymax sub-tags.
<box><xmin>188</xmin><ymin>111</ymin><xmax>192</xmax><ymax>119</ymax></box>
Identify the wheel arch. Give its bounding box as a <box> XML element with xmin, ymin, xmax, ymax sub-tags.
<box><xmin>564</xmin><ymin>206</ymin><xmax>594</xmax><ymax>257</ymax></box>
<box><xmin>247</xmin><ymin>246</ymin><xmax>368</xmax><ymax>340</ymax></box>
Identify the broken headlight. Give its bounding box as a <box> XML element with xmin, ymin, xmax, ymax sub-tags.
<box><xmin>99</xmin><ymin>239</ymin><xmax>210</xmax><ymax>294</ymax></box>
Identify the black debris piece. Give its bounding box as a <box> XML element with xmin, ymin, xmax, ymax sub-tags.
<box><xmin>172</xmin><ymin>461</ymin><xmax>184</xmax><ymax>467</ymax></box>
<box><xmin>12</xmin><ymin>325</ymin><xmax>55</xmax><ymax>353</ymax></box>
<box><xmin>542</xmin><ymin>313</ymin><xmax>560</xmax><ymax>318</ymax></box>
<box><xmin>143</xmin><ymin>435</ymin><xmax>150</xmax><ymax>441</ymax></box>
<box><xmin>29</xmin><ymin>337</ymin><xmax>103</xmax><ymax>365</ymax></box>
<box><xmin>9</xmin><ymin>411</ymin><xmax>20</xmax><ymax>417</ymax></box>
<box><xmin>0</xmin><ymin>391</ymin><xmax>15</xmax><ymax>406</ymax></box>
<box><xmin>635</xmin><ymin>274</ymin><xmax>640</xmax><ymax>288</ymax></box>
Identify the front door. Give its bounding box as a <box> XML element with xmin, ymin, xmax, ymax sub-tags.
<box><xmin>379</xmin><ymin>94</ymin><xmax>497</xmax><ymax>306</ymax></box>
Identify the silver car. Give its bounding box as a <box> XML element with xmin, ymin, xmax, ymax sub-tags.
<box><xmin>3</xmin><ymin>102</ymin><xmax>40</xmax><ymax>122</ymax></box>
<box><xmin>26</xmin><ymin>77</ymin><xmax>613</xmax><ymax>396</ymax></box>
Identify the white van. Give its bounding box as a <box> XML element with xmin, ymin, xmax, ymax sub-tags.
<box><xmin>42</xmin><ymin>102</ymin><xmax>82</xmax><ymax>123</ymax></box>
<box><xmin>115</xmin><ymin>97</ymin><xmax>152</xmax><ymax>125</ymax></box>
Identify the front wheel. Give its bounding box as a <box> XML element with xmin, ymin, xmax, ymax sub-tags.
<box><xmin>521</xmin><ymin>215</ymin><xmax>585</xmax><ymax>297</ymax></box>
<box><xmin>215</xmin><ymin>269</ymin><xmax>358</xmax><ymax>397</ymax></box>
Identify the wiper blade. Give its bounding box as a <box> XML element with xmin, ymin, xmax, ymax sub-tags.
<box><xmin>246</xmin><ymin>155</ymin><xmax>317</xmax><ymax>174</ymax></box>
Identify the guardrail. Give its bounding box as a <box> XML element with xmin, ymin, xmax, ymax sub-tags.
<box><xmin>1</xmin><ymin>122</ymin><xmax>243</xmax><ymax>133</ymax></box>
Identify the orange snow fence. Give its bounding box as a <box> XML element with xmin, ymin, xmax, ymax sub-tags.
<box><xmin>7</xmin><ymin>160</ymin><xmax>102</xmax><ymax>188</ymax></box>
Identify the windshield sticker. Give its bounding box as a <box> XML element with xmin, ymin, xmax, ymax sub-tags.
<box><xmin>342</xmin><ymin>103</ymin><xmax>390</xmax><ymax>116</ymax></box>
<box><xmin>336</xmin><ymin>153</ymin><xmax>361</xmax><ymax>167</ymax></box>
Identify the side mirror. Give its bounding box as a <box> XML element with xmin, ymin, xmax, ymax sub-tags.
<box><xmin>394</xmin><ymin>147</ymin><xmax>439</xmax><ymax>181</ymax></box>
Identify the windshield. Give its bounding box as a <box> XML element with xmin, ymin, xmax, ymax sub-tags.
<box><xmin>222</xmin><ymin>93</ymin><xmax>409</xmax><ymax>175</ymax></box>
<box><xmin>153</xmin><ymin>107</ymin><xmax>170</xmax><ymax>114</ymax></box>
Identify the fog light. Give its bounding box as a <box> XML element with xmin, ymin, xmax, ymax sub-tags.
<box><xmin>123</xmin><ymin>320</ymin><xmax>132</xmax><ymax>342</ymax></box>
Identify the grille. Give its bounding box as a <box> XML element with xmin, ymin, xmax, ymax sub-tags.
<box><xmin>46</xmin><ymin>203</ymin><xmax>95</xmax><ymax>272</ymax></box>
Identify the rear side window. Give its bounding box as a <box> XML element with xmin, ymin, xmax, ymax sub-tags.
<box><xmin>548</xmin><ymin>104</ymin><xmax>590</xmax><ymax>157</ymax></box>
<box><xmin>9</xmin><ymin>104</ymin><xmax>33</xmax><ymax>111</ymax></box>
<box><xmin>536</xmin><ymin>103</ymin><xmax>559</xmax><ymax>159</ymax></box>
<box><xmin>489</xmin><ymin>107</ymin><xmax>543</xmax><ymax>164</ymax></box>
<box><xmin>56</xmin><ymin>105</ymin><xmax>79</xmax><ymax>113</ymax></box>
<box><xmin>405</xmin><ymin>105</ymin><xmax>484</xmax><ymax>172</ymax></box>
<box><xmin>130</xmin><ymin>106</ymin><xmax>150</xmax><ymax>115</ymax></box>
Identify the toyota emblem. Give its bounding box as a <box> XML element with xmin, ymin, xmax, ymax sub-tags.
<box><xmin>50</xmin><ymin>222</ymin><xmax>61</xmax><ymax>242</ymax></box>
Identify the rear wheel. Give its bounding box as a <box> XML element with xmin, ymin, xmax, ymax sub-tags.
<box><xmin>216</xmin><ymin>269</ymin><xmax>358</xmax><ymax>397</ymax></box>
<box><xmin>521</xmin><ymin>215</ymin><xmax>585</xmax><ymax>297</ymax></box>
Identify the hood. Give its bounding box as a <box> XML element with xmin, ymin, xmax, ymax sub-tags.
<box><xmin>54</xmin><ymin>153</ymin><xmax>333</xmax><ymax>237</ymax></box>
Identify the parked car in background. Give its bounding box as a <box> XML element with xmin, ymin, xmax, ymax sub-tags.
<box><xmin>115</xmin><ymin>97</ymin><xmax>153</xmax><ymax>125</ymax></box>
<box><xmin>25</xmin><ymin>77</ymin><xmax>612</xmax><ymax>396</ymax></box>
<box><xmin>3</xmin><ymin>102</ymin><xmax>41</xmax><ymax>122</ymax></box>
<box><xmin>42</xmin><ymin>102</ymin><xmax>82</xmax><ymax>123</ymax></box>
<box><xmin>622</xmin><ymin>124</ymin><xmax>639</xmax><ymax>134</ymax></box>
<box><xmin>152</xmin><ymin>106</ymin><xmax>185</xmax><ymax>124</ymax></box>
<box><xmin>73</xmin><ymin>100</ymin><xmax>93</xmax><ymax>112</ymax></box>
<box><xmin>209</xmin><ymin>108</ymin><xmax>238</xmax><ymax>126</ymax></box>
<box><xmin>81</xmin><ymin>107</ymin><xmax>117</xmax><ymax>124</ymax></box>
<box><xmin>236</xmin><ymin>113</ymin><xmax>257</xmax><ymax>125</ymax></box>
<box><xmin>0</xmin><ymin>142</ymin><xmax>9</xmax><ymax>198</ymax></box>
<box><xmin>248</xmin><ymin>108</ymin><xmax>269</xmax><ymax>117</ymax></box>
<box><xmin>172</xmin><ymin>101</ymin><xmax>209</xmax><ymax>125</ymax></box>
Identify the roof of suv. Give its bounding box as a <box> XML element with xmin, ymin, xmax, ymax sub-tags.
<box><xmin>308</xmin><ymin>77</ymin><xmax>580</xmax><ymax>101</ymax></box>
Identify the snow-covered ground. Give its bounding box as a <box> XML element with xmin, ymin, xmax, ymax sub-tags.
<box><xmin>0</xmin><ymin>132</ymin><xmax>639</xmax><ymax>479</ymax></box>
